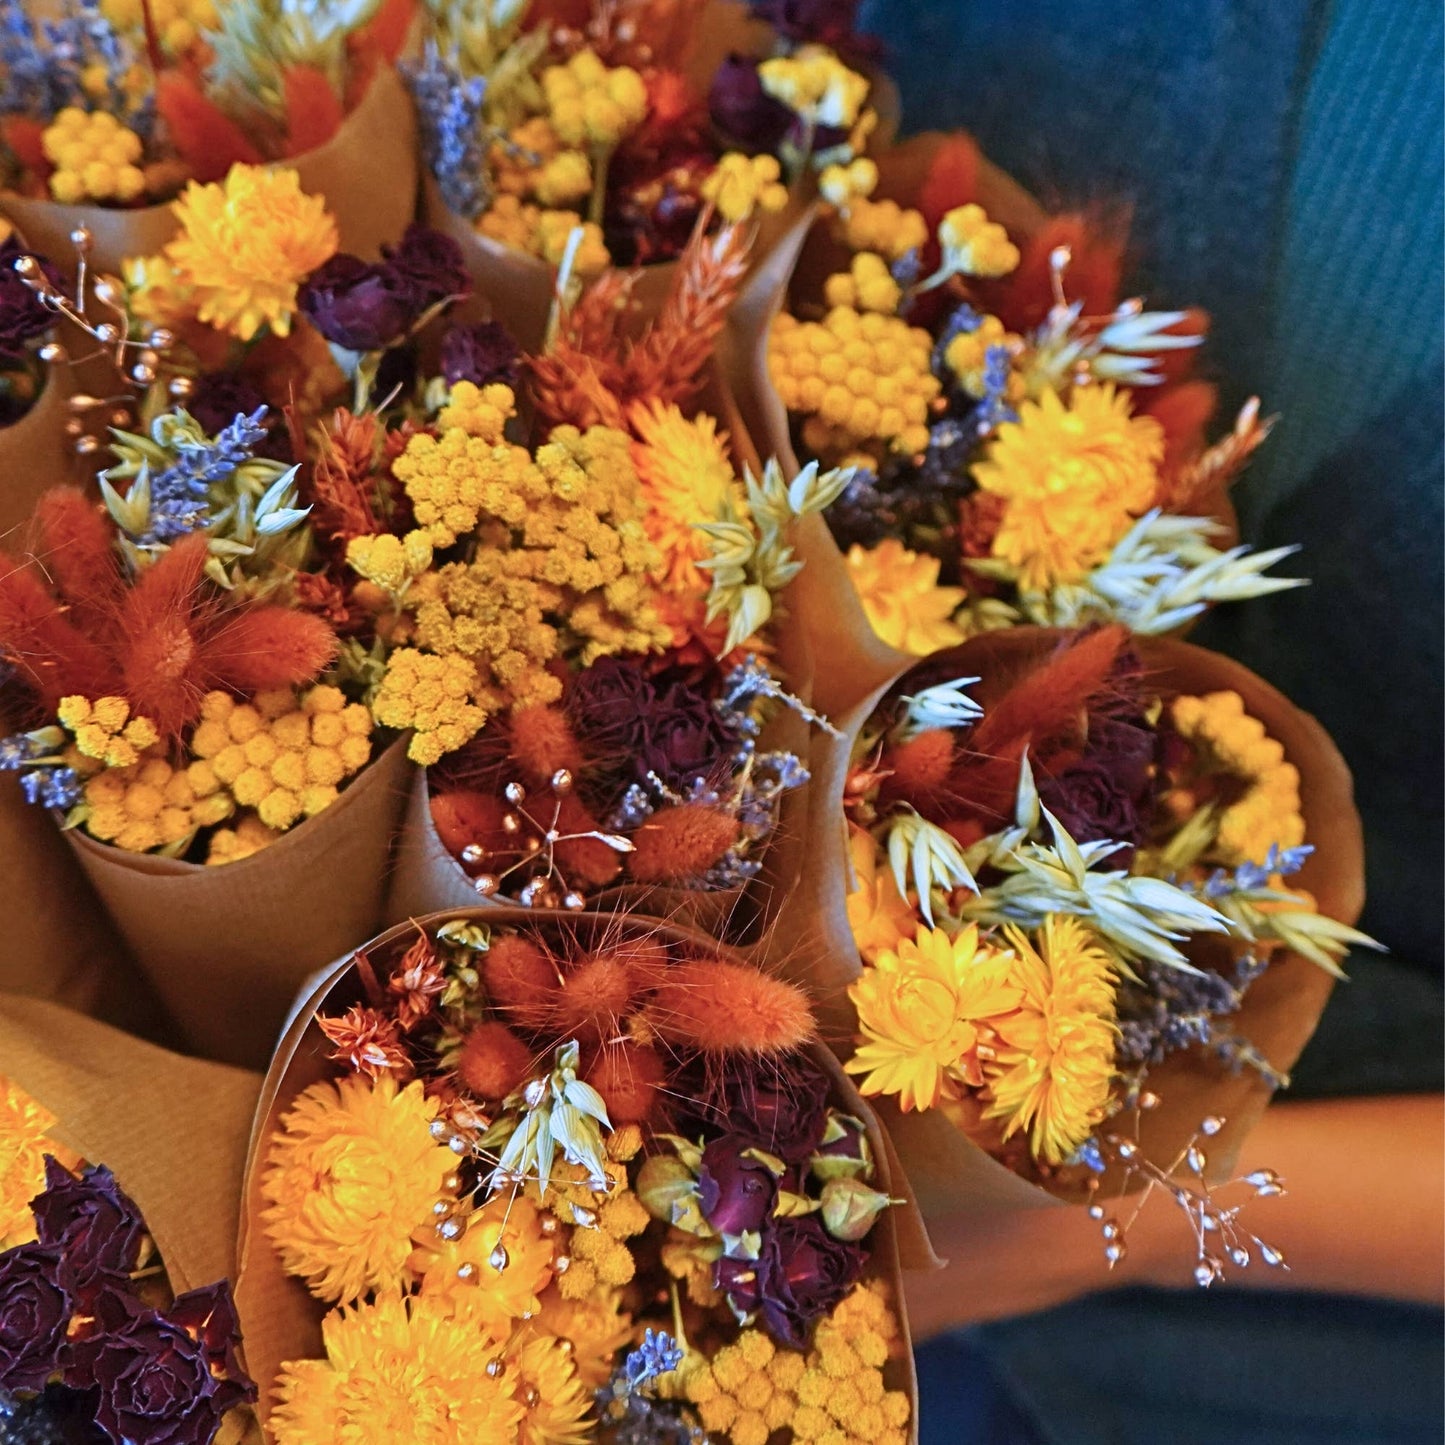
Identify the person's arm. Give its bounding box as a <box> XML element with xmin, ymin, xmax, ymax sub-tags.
<box><xmin>905</xmin><ymin>1094</ymin><xmax>1444</xmax><ymax>1342</ymax></box>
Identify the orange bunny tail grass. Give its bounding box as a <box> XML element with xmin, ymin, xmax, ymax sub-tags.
<box><xmin>583</xmin><ymin>1040</ymin><xmax>665</xmax><ymax>1125</ymax></box>
<box><xmin>552</xmin><ymin>954</ymin><xmax>638</xmax><ymax>1045</ymax></box>
<box><xmin>880</xmin><ymin>728</ymin><xmax>957</xmax><ymax>811</ymax></box>
<box><xmin>646</xmin><ymin>959</ymin><xmax>814</xmax><ymax>1056</ymax></box>
<box><xmin>1142</xmin><ymin>378</ymin><xmax>1218</xmax><ymax>482</ymax></box>
<box><xmin>430</xmin><ymin>789</ymin><xmax>510</xmax><ymax>861</ymax></box>
<box><xmin>509</xmin><ymin>704</ymin><xmax>585</xmax><ymax>784</ymax></box>
<box><xmin>357</xmin><ymin>0</ymin><xmax>416</xmax><ymax>64</ymax></box>
<box><xmin>28</xmin><ymin>489</ymin><xmax>124</xmax><ymax>627</ymax></box>
<box><xmin>155</xmin><ymin>73</ymin><xmax>263</xmax><ymax>181</ymax></box>
<box><xmin>457</xmin><ymin>1020</ymin><xmax>535</xmax><ymax>1101</ymax></box>
<box><xmin>917</xmin><ymin>132</ymin><xmax>980</xmax><ymax>230</ymax></box>
<box><xmin>991</xmin><ymin>213</ymin><xmax>1127</xmax><ymax>333</ymax></box>
<box><xmin>0</xmin><ymin>565</ymin><xmax>119</xmax><ymax>709</ymax></box>
<box><xmin>553</xmin><ymin>792</ymin><xmax>625</xmax><ymax>888</ymax></box>
<box><xmin>628</xmin><ymin>804</ymin><xmax>740</xmax><ymax>884</ymax></box>
<box><xmin>281</xmin><ymin>65</ymin><xmax>345</xmax><ymax>155</ymax></box>
<box><xmin>194</xmin><ymin>602</ymin><xmax>339</xmax><ymax>695</ymax></box>
<box><xmin>481</xmin><ymin>933</ymin><xmax>561</xmax><ymax>1032</ymax></box>
<box><xmin>1158</xmin><ymin>396</ymin><xmax>1275</xmax><ymax>516</ymax></box>
<box><xmin>1</xmin><ymin>116</ymin><xmax>46</xmax><ymax>178</ymax></box>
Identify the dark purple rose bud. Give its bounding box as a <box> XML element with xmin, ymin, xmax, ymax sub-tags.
<box><xmin>1039</xmin><ymin>759</ymin><xmax>1144</xmax><ymax>862</ymax></box>
<box><xmin>31</xmin><ymin>1158</ymin><xmax>145</xmax><ymax>1297</ymax></box>
<box><xmin>707</xmin><ymin>55</ymin><xmax>793</xmax><ymax>153</ymax></box>
<box><xmin>385</xmin><ymin>224</ymin><xmax>471</xmax><ymax>311</ymax></box>
<box><xmin>716</xmin><ymin>1215</ymin><xmax>867</xmax><ymax>1348</ymax></box>
<box><xmin>185</xmin><ymin>374</ymin><xmax>290</xmax><ymax>463</ymax></box>
<box><xmin>0</xmin><ymin>1243</ymin><xmax>72</xmax><ymax>1393</ymax></box>
<box><xmin>698</xmin><ymin>1059</ymin><xmax>831</xmax><ymax>1164</ymax></box>
<box><xmin>439</xmin><ymin>321</ymin><xmax>520</xmax><ymax>389</ymax></box>
<box><xmin>65</xmin><ymin>1296</ymin><xmax>238</xmax><ymax>1445</ymax></box>
<box><xmin>697</xmin><ymin>1135</ymin><xmax>780</xmax><ymax>1237</ymax></box>
<box><xmin>0</xmin><ymin>236</ymin><xmax>61</xmax><ymax>360</ymax></box>
<box><xmin>749</xmin><ymin>0</ymin><xmax>882</xmax><ymax>62</ymax></box>
<box><xmin>299</xmin><ymin>254</ymin><xmax>417</xmax><ymax>352</ymax></box>
<box><xmin>809</xmin><ymin>1110</ymin><xmax>873</xmax><ymax>1180</ymax></box>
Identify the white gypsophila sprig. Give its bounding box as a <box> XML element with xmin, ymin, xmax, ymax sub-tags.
<box><xmin>883</xmin><ymin>807</ymin><xmax>977</xmax><ymax>925</ymax></box>
<box><xmin>892</xmin><ymin>676</ymin><xmax>983</xmax><ymax>742</ymax></box>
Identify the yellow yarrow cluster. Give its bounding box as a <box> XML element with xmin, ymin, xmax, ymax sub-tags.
<box><xmin>769</xmin><ymin>307</ymin><xmax>939</xmax><ymax>457</ymax></box>
<box><xmin>685</xmin><ymin>1281</ymin><xmax>910</xmax><ymax>1445</ymax></box>
<box><xmin>1170</xmin><ymin>691</ymin><xmax>1306</xmax><ymax>865</ymax></box>
<box><xmin>101</xmin><ymin>0</ymin><xmax>215</xmax><ymax>54</ymax></box>
<box><xmin>190</xmin><ymin>686</ymin><xmax>373</xmax><ymax>833</ymax></box>
<box><xmin>371</xmin><ymin>649</ymin><xmax>491</xmax><ymax>767</ymax></box>
<box><xmin>477</xmin><ymin>195</ymin><xmax>610</xmax><ymax>274</ymax></box>
<box><xmin>42</xmin><ymin>108</ymin><xmax>146</xmax><ymax>204</ymax></box>
<box><xmin>839</xmin><ymin>197</ymin><xmax>928</xmax><ymax>262</ymax></box>
<box><xmin>347</xmin><ymin>530</ymin><xmax>434</xmax><ymax>595</ymax></box>
<box><xmin>57</xmin><ymin>695</ymin><xmax>158</xmax><ymax>768</ymax></box>
<box><xmin>844</xmin><ymin>539</ymin><xmax>966</xmax><ymax>655</ymax></box>
<box><xmin>758</xmin><ymin>44</ymin><xmax>870</xmax><ymax>129</ymax></box>
<box><xmin>937</xmin><ymin>202</ymin><xmax>1020</xmax><ymax>278</ymax></box>
<box><xmin>542</xmin><ymin>48</ymin><xmax>648</xmax><ymax>148</ymax></box>
<box><xmin>164</xmin><ymin>164</ymin><xmax>339</xmax><ymax>340</ymax></box>
<box><xmin>82</xmin><ymin>752</ymin><xmax>233</xmax><ymax>853</ymax></box>
<box><xmin>944</xmin><ymin>313</ymin><xmax>1024</xmax><ymax>400</ymax></box>
<box><xmin>823</xmin><ymin>253</ymin><xmax>901</xmax><ymax>315</ymax></box>
<box><xmin>701</xmin><ymin>152</ymin><xmax>788</xmax><ymax>224</ymax></box>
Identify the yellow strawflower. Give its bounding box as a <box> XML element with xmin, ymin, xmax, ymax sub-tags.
<box><xmin>845</xmin><ymin>824</ymin><xmax>916</xmax><ymax>963</ymax></box>
<box><xmin>542</xmin><ymin>48</ymin><xmax>648</xmax><ymax>148</ymax></box>
<box><xmin>164</xmin><ymin>164</ymin><xmax>339</xmax><ymax>340</ymax></box>
<box><xmin>845</xmin><ymin>539</ymin><xmax>967</xmax><ymax>655</ymax></box>
<box><xmin>0</xmin><ymin>1078</ymin><xmax>59</xmax><ymax>1249</ymax></box>
<box><xmin>983</xmin><ymin>916</ymin><xmax>1118</xmax><ymax>1165</ymax></box>
<box><xmin>270</xmin><ymin>1294</ymin><xmax>523</xmax><ymax>1445</ymax></box>
<box><xmin>124</xmin><ymin>254</ymin><xmax>196</xmax><ymax>329</ymax></box>
<box><xmin>846</xmin><ymin>924</ymin><xmax>1020</xmax><ymax>1112</ymax></box>
<box><xmin>758</xmin><ymin>45</ymin><xmax>870</xmax><ymax>129</ymax></box>
<box><xmin>509</xmin><ymin>1334</ymin><xmax>595</xmax><ymax>1445</ymax></box>
<box><xmin>701</xmin><ymin>152</ymin><xmax>788</xmax><ymax>224</ymax></box>
<box><xmin>823</xmin><ymin>252</ymin><xmax>902</xmax><ymax>315</ymax></box>
<box><xmin>57</xmin><ymin>695</ymin><xmax>158</xmax><ymax>769</ymax></box>
<box><xmin>261</xmin><ymin>1075</ymin><xmax>457</xmax><ymax>1303</ymax></box>
<box><xmin>534</xmin><ymin>1286</ymin><xmax>633</xmax><ymax>1389</ymax></box>
<box><xmin>972</xmin><ymin>382</ymin><xmax>1164</xmax><ymax>591</ymax></box>
<box><xmin>41</xmin><ymin>108</ymin><xmax>146</xmax><ymax>204</ymax></box>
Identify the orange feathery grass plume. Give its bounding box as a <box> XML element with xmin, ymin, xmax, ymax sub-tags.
<box><xmin>304</xmin><ymin>410</ymin><xmax>387</xmax><ymax>551</ymax></box>
<box><xmin>529</xmin><ymin>217</ymin><xmax>751</xmax><ymax>432</ymax></box>
<box><xmin>627</xmin><ymin>803</ymin><xmax>740</xmax><ymax>883</ymax></box>
<box><xmin>509</xmin><ymin>704</ymin><xmax>585</xmax><ymax>783</ymax></box>
<box><xmin>1</xmin><ymin>117</ymin><xmax>47</xmax><ymax>182</ymax></box>
<box><xmin>645</xmin><ymin>959</ymin><xmax>813</xmax><ymax>1055</ymax></box>
<box><xmin>552</xmin><ymin>792</ymin><xmax>625</xmax><ymax>888</ymax></box>
<box><xmin>282</xmin><ymin>66</ymin><xmax>345</xmax><ymax>155</ymax></box>
<box><xmin>482</xmin><ymin>934</ymin><xmax>562</xmax><ymax>1032</ymax></box>
<box><xmin>356</xmin><ymin>0</ymin><xmax>415</xmax><ymax>65</ymax></box>
<box><xmin>1140</xmin><ymin>378</ymin><xmax>1218</xmax><ymax>481</ymax></box>
<box><xmin>880</xmin><ymin>728</ymin><xmax>956</xmax><ymax>812</ymax></box>
<box><xmin>583</xmin><ymin>1040</ymin><xmax>665</xmax><ymax>1125</ymax></box>
<box><xmin>457</xmin><ymin>1021</ymin><xmax>535</xmax><ymax>1100</ymax></box>
<box><xmin>917</xmin><ymin>132</ymin><xmax>981</xmax><ymax>231</ymax></box>
<box><xmin>1156</xmin><ymin>397</ymin><xmax>1275</xmax><ymax>516</ymax></box>
<box><xmin>154</xmin><ymin>73</ymin><xmax>264</xmax><ymax>182</ymax></box>
<box><xmin>552</xmin><ymin>954</ymin><xmax>637</xmax><ymax>1045</ymax></box>
<box><xmin>430</xmin><ymin>789</ymin><xmax>510</xmax><ymax>861</ymax></box>
<box><xmin>988</xmin><ymin>213</ymin><xmax>1126</xmax><ymax>334</ymax></box>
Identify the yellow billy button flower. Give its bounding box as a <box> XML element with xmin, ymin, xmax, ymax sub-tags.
<box><xmin>971</xmin><ymin>382</ymin><xmax>1165</xmax><ymax>591</ymax></box>
<box><xmin>163</xmin><ymin>163</ymin><xmax>339</xmax><ymax>340</ymax></box>
<box><xmin>937</xmin><ymin>202</ymin><xmax>1020</xmax><ymax>278</ymax></box>
<box><xmin>759</xmin><ymin>44</ymin><xmax>870</xmax><ymax>129</ymax></box>
<box><xmin>846</xmin><ymin>924</ymin><xmax>1021</xmax><ymax>1113</ymax></box>
<box><xmin>823</xmin><ymin>252</ymin><xmax>902</xmax><ymax>315</ymax></box>
<box><xmin>542</xmin><ymin>48</ymin><xmax>648</xmax><ymax>148</ymax></box>
<box><xmin>701</xmin><ymin>152</ymin><xmax>789</xmax><ymax>224</ymax></box>
<box><xmin>944</xmin><ymin>313</ymin><xmax>1024</xmax><ymax>400</ymax></box>
<box><xmin>82</xmin><ymin>752</ymin><xmax>232</xmax><ymax>853</ymax></box>
<box><xmin>841</xmin><ymin>197</ymin><xmax>929</xmax><ymax>262</ymax></box>
<box><xmin>534</xmin><ymin>148</ymin><xmax>593</xmax><ymax>208</ymax></box>
<box><xmin>982</xmin><ymin>916</ymin><xmax>1118</xmax><ymax>1165</ymax></box>
<box><xmin>57</xmin><ymin>695</ymin><xmax>158</xmax><ymax>769</ymax></box>
<box><xmin>41</xmin><ymin>108</ymin><xmax>146</xmax><ymax>204</ymax></box>
<box><xmin>845</xmin><ymin>539</ymin><xmax>967</xmax><ymax>655</ymax></box>
<box><xmin>818</xmin><ymin>157</ymin><xmax>879</xmax><ymax>211</ymax></box>
<box><xmin>478</xmin><ymin>196</ymin><xmax>611</xmax><ymax>273</ymax></box>
<box><xmin>261</xmin><ymin>1074</ymin><xmax>457</xmax><ymax>1304</ymax></box>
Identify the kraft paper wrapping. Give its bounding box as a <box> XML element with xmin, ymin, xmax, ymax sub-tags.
<box><xmin>0</xmin><ymin>361</ymin><xmax>82</xmax><ymax>546</ymax></box>
<box><xmin>233</xmin><ymin>906</ymin><xmax>919</xmax><ymax>1439</ymax></box>
<box><xmin>761</xmin><ymin>615</ymin><xmax>1363</xmax><ymax>1232</ymax></box>
<box><xmin>0</xmin><ymin>994</ymin><xmax>260</xmax><ymax>1296</ymax></box>
<box><xmin>61</xmin><ymin>737</ymin><xmax>414</xmax><ymax>1071</ymax></box>
<box><xmin>0</xmin><ymin>66</ymin><xmax>420</xmax><ymax>277</ymax></box>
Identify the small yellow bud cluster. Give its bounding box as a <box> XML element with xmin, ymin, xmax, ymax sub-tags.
<box><xmin>758</xmin><ymin>44</ymin><xmax>870</xmax><ymax>129</ymax></box>
<box><xmin>191</xmin><ymin>687</ymin><xmax>373</xmax><ymax>833</ymax></box>
<box><xmin>944</xmin><ymin>313</ymin><xmax>1024</xmax><ymax>400</ymax></box>
<box><xmin>83</xmin><ymin>754</ymin><xmax>233</xmax><ymax>854</ymax></box>
<box><xmin>1170</xmin><ymin>692</ymin><xmax>1305</xmax><ymax>866</ymax></box>
<box><xmin>818</xmin><ymin>157</ymin><xmax>879</xmax><ymax>211</ymax></box>
<box><xmin>542</xmin><ymin>48</ymin><xmax>649</xmax><ymax>149</ymax></box>
<box><xmin>57</xmin><ymin>695</ymin><xmax>158</xmax><ymax>769</ymax></box>
<box><xmin>477</xmin><ymin>195</ymin><xmax>610</xmax><ymax>276</ymax></box>
<box><xmin>206</xmin><ymin>815</ymin><xmax>281</xmax><ymax>866</ymax></box>
<box><xmin>42</xmin><ymin>109</ymin><xmax>146</xmax><ymax>205</ymax></box>
<box><xmin>937</xmin><ymin>202</ymin><xmax>1020</xmax><ymax>278</ymax></box>
<box><xmin>823</xmin><ymin>253</ymin><xmax>901</xmax><ymax>315</ymax></box>
<box><xmin>769</xmin><ymin>307</ymin><xmax>940</xmax><ymax>456</ymax></box>
<box><xmin>346</xmin><ymin>530</ymin><xmax>434</xmax><ymax>595</ymax></box>
<box><xmin>701</xmin><ymin>152</ymin><xmax>789</xmax><ymax>224</ymax></box>
<box><xmin>839</xmin><ymin>197</ymin><xmax>929</xmax><ymax>262</ymax></box>
<box><xmin>101</xmin><ymin>0</ymin><xmax>216</xmax><ymax>54</ymax></box>
<box><xmin>490</xmin><ymin>117</ymin><xmax>563</xmax><ymax>198</ymax></box>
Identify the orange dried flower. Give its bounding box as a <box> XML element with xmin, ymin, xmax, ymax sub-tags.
<box><xmin>318</xmin><ymin>1006</ymin><xmax>412</xmax><ymax>1080</ymax></box>
<box><xmin>627</xmin><ymin>803</ymin><xmax>740</xmax><ymax>883</ymax></box>
<box><xmin>646</xmin><ymin>959</ymin><xmax>814</xmax><ymax>1055</ymax></box>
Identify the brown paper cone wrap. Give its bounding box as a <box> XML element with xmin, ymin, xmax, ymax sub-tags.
<box><xmin>234</xmin><ymin>906</ymin><xmax>920</xmax><ymax>1435</ymax></box>
<box><xmin>0</xmin><ymin>362</ymin><xmax>84</xmax><ymax>544</ymax></box>
<box><xmin>0</xmin><ymin>66</ymin><xmax>419</xmax><ymax>276</ymax></box>
<box><xmin>762</xmin><ymin>624</ymin><xmax>1363</xmax><ymax>1234</ymax></box>
<box><xmin>0</xmin><ymin>993</ymin><xmax>259</xmax><ymax>1293</ymax></box>
<box><xmin>61</xmin><ymin>737</ymin><xmax>414</xmax><ymax>1070</ymax></box>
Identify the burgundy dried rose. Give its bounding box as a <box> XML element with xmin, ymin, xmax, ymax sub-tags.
<box><xmin>31</xmin><ymin>1159</ymin><xmax>145</xmax><ymax>1297</ymax></box>
<box><xmin>439</xmin><ymin>321</ymin><xmax>520</xmax><ymax>389</ymax></box>
<box><xmin>299</xmin><ymin>254</ymin><xmax>417</xmax><ymax>352</ymax></box>
<box><xmin>707</xmin><ymin>55</ymin><xmax>794</xmax><ymax>153</ymax></box>
<box><xmin>0</xmin><ymin>236</ymin><xmax>61</xmax><ymax>360</ymax></box>
<box><xmin>0</xmin><ymin>1243</ymin><xmax>71</xmax><ymax>1393</ymax></box>
<box><xmin>385</xmin><ymin>224</ymin><xmax>470</xmax><ymax>312</ymax></box>
<box><xmin>185</xmin><ymin>374</ymin><xmax>289</xmax><ymax>463</ymax></box>
<box><xmin>716</xmin><ymin>1214</ymin><xmax>867</xmax><ymax>1348</ymax></box>
<box><xmin>697</xmin><ymin>1135</ymin><xmax>779</xmax><ymax>1237</ymax></box>
<box><xmin>164</xmin><ymin>1283</ymin><xmax>253</xmax><ymax>1398</ymax></box>
<box><xmin>1039</xmin><ymin>759</ymin><xmax>1145</xmax><ymax>859</ymax></box>
<box><xmin>698</xmin><ymin>1060</ymin><xmax>831</xmax><ymax>1164</ymax></box>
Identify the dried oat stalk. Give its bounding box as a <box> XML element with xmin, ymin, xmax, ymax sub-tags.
<box><xmin>1158</xmin><ymin>398</ymin><xmax>1275</xmax><ymax>513</ymax></box>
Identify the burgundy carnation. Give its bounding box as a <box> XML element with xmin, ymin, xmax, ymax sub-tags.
<box><xmin>707</xmin><ymin>56</ymin><xmax>794</xmax><ymax>153</ymax></box>
<box><xmin>697</xmin><ymin>1135</ymin><xmax>779</xmax><ymax>1237</ymax></box>
<box><xmin>0</xmin><ymin>236</ymin><xmax>60</xmax><ymax>359</ymax></box>
<box><xmin>31</xmin><ymin>1159</ymin><xmax>145</xmax><ymax>1298</ymax></box>
<box><xmin>0</xmin><ymin>1243</ymin><xmax>71</xmax><ymax>1393</ymax></box>
<box><xmin>385</xmin><ymin>224</ymin><xmax>470</xmax><ymax>312</ymax></box>
<box><xmin>716</xmin><ymin>1215</ymin><xmax>867</xmax><ymax>1348</ymax></box>
<box><xmin>439</xmin><ymin>321</ymin><xmax>520</xmax><ymax>388</ymax></box>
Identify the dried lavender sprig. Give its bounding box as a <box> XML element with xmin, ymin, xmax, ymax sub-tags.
<box><xmin>140</xmin><ymin>407</ymin><xmax>272</xmax><ymax>544</ymax></box>
<box><xmin>402</xmin><ymin>42</ymin><xmax>490</xmax><ymax>220</ymax></box>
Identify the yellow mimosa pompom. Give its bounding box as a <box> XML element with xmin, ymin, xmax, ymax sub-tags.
<box><xmin>823</xmin><ymin>252</ymin><xmax>902</xmax><ymax>315</ymax></box>
<box><xmin>164</xmin><ymin>164</ymin><xmax>339</xmax><ymax>341</ymax></box>
<box><xmin>701</xmin><ymin>152</ymin><xmax>789</xmax><ymax>224</ymax></box>
<box><xmin>819</xmin><ymin>157</ymin><xmax>879</xmax><ymax>211</ymax></box>
<box><xmin>937</xmin><ymin>202</ymin><xmax>1020</xmax><ymax>278</ymax></box>
<box><xmin>844</xmin><ymin>539</ymin><xmax>967</xmax><ymax>655</ymax></box>
<box><xmin>41</xmin><ymin>108</ymin><xmax>146</xmax><ymax>204</ymax></box>
<box><xmin>261</xmin><ymin>1074</ymin><xmax>457</xmax><ymax>1304</ymax></box>
<box><xmin>205</xmin><ymin>814</ymin><xmax>281</xmax><ymax>864</ymax></box>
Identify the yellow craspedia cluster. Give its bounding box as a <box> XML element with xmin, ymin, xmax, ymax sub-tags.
<box><xmin>41</xmin><ymin>108</ymin><xmax>146</xmax><ymax>204</ymax></box>
<box><xmin>205</xmin><ymin>815</ymin><xmax>280</xmax><ymax>866</ymax></box>
<box><xmin>701</xmin><ymin>152</ymin><xmax>789</xmax><ymax>224</ymax></box>
<box><xmin>101</xmin><ymin>0</ymin><xmax>215</xmax><ymax>54</ymax></box>
<box><xmin>758</xmin><ymin>44</ymin><xmax>870</xmax><ymax>128</ymax></box>
<box><xmin>57</xmin><ymin>695</ymin><xmax>158</xmax><ymax>768</ymax></box>
<box><xmin>0</xmin><ymin>1077</ymin><xmax>58</xmax><ymax>1249</ymax></box>
<box><xmin>938</xmin><ymin>202</ymin><xmax>1020</xmax><ymax>278</ymax></box>
<box><xmin>769</xmin><ymin>307</ymin><xmax>939</xmax><ymax>457</ymax></box>
<box><xmin>82</xmin><ymin>751</ymin><xmax>233</xmax><ymax>853</ymax></box>
<box><xmin>164</xmin><ymin>164</ymin><xmax>339</xmax><ymax>340</ymax></box>
<box><xmin>685</xmin><ymin>1282</ymin><xmax>911</xmax><ymax>1445</ymax></box>
<box><xmin>944</xmin><ymin>313</ymin><xmax>1024</xmax><ymax>400</ymax></box>
<box><xmin>844</xmin><ymin>539</ymin><xmax>966</xmax><ymax>655</ymax></box>
<box><xmin>190</xmin><ymin>686</ymin><xmax>373</xmax><ymax>833</ymax></box>
<box><xmin>823</xmin><ymin>253</ymin><xmax>901</xmax><ymax>315</ymax></box>
<box><xmin>839</xmin><ymin>197</ymin><xmax>928</xmax><ymax>262</ymax></box>
<box><xmin>542</xmin><ymin>48</ymin><xmax>648</xmax><ymax>148</ymax></box>
<box><xmin>818</xmin><ymin>157</ymin><xmax>879</xmax><ymax>212</ymax></box>
<box><xmin>347</xmin><ymin>529</ymin><xmax>434</xmax><ymax>594</ymax></box>
<box><xmin>478</xmin><ymin>195</ymin><xmax>610</xmax><ymax>274</ymax></box>
<box><xmin>972</xmin><ymin>382</ymin><xmax>1164</xmax><ymax>591</ymax></box>
<box><xmin>261</xmin><ymin>1074</ymin><xmax>457</xmax><ymax>1304</ymax></box>
<box><xmin>1170</xmin><ymin>691</ymin><xmax>1306</xmax><ymax>865</ymax></box>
